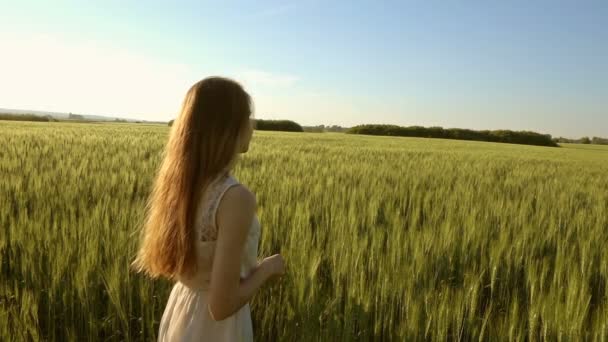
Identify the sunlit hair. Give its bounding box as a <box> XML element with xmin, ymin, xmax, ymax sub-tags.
<box><xmin>130</xmin><ymin>76</ymin><xmax>252</xmax><ymax>280</ymax></box>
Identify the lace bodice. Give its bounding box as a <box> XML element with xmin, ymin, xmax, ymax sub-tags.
<box><xmin>196</xmin><ymin>171</ymin><xmax>240</xmax><ymax>242</ymax></box>
<box><xmin>176</xmin><ymin>171</ymin><xmax>261</xmax><ymax>290</ymax></box>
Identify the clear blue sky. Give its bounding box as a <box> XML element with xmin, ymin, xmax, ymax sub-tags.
<box><xmin>1</xmin><ymin>0</ymin><xmax>606</xmax><ymax>138</ymax></box>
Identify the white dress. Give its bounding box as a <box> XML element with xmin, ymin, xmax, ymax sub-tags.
<box><xmin>158</xmin><ymin>171</ymin><xmax>261</xmax><ymax>342</ymax></box>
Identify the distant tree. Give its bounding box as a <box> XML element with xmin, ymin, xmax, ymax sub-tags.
<box><xmin>553</xmin><ymin>136</ymin><xmax>608</xmax><ymax>145</ymax></box>
<box><xmin>347</xmin><ymin>124</ymin><xmax>558</xmax><ymax>147</ymax></box>
<box><xmin>554</xmin><ymin>137</ymin><xmax>575</xmax><ymax>144</ymax></box>
<box><xmin>168</xmin><ymin>119</ymin><xmax>175</xmax><ymax>127</ymax></box>
<box><xmin>68</xmin><ymin>113</ymin><xmax>85</xmax><ymax>120</ymax></box>
<box><xmin>326</xmin><ymin>125</ymin><xmax>348</xmax><ymax>132</ymax></box>
<box><xmin>591</xmin><ymin>136</ymin><xmax>608</xmax><ymax>145</ymax></box>
<box><xmin>0</xmin><ymin>113</ymin><xmax>55</xmax><ymax>122</ymax></box>
<box><xmin>302</xmin><ymin>125</ymin><xmax>325</xmax><ymax>133</ymax></box>
<box><xmin>253</xmin><ymin>119</ymin><xmax>303</xmax><ymax>132</ymax></box>
<box><xmin>301</xmin><ymin>124</ymin><xmax>349</xmax><ymax>133</ymax></box>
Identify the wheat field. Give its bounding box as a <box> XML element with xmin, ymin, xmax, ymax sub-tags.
<box><xmin>1</xmin><ymin>120</ymin><xmax>607</xmax><ymax>341</ymax></box>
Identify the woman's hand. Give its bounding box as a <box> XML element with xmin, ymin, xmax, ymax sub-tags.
<box><xmin>259</xmin><ymin>254</ymin><xmax>286</xmax><ymax>281</ymax></box>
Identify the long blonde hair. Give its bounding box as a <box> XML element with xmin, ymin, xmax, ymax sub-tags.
<box><xmin>131</xmin><ymin>76</ymin><xmax>252</xmax><ymax>280</ymax></box>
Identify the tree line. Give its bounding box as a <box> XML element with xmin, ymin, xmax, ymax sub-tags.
<box><xmin>252</xmin><ymin>119</ymin><xmax>303</xmax><ymax>132</ymax></box>
<box><xmin>346</xmin><ymin>124</ymin><xmax>559</xmax><ymax>147</ymax></box>
<box><xmin>302</xmin><ymin>124</ymin><xmax>349</xmax><ymax>133</ymax></box>
<box><xmin>0</xmin><ymin>113</ymin><xmax>58</xmax><ymax>122</ymax></box>
<box><xmin>5</xmin><ymin>113</ymin><xmax>605</xmax><ymax>146</ymax></box>
<box><xmin>553</xmin><ymin>136</ymin><xmax>608</xmax><ymax>145</ymax></box>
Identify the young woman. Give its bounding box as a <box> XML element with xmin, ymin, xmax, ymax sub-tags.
<box><xmin>131</xmin><ymin>76</ymin><xmax>286</xmax><ymax>341</ymax></box>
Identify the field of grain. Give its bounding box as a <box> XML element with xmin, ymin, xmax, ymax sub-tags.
<box><xmin>1</xmin><ymin>120</ymin><xmax>607</xmax><ymax>341</ymax></box>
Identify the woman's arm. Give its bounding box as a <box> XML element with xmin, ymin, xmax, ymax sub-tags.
<box><xmin>206</xmin><ymin>185</ymin><xmax>269</xmax><ymax>321</ymax></box>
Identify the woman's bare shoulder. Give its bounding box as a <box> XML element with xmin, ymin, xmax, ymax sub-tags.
<box><xmin>216</xmin><ymin>184</ymin><xmax>256</xmax><ymax>224</ymax></box>
<box><xmin>225</xmin><ymin>184</ymin><xmax>255</xmax><ymax>206</ymax></box>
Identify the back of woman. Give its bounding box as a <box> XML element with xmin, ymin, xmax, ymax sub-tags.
<box><xmin>158</xmin><ymin>170</ymin><xmax>261</xmax><ymax>341</ymax></box>
<box><xmin>130</xmin><ymin>77</ymin><xmax>286</xmax><ymax>342</ymax></box>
